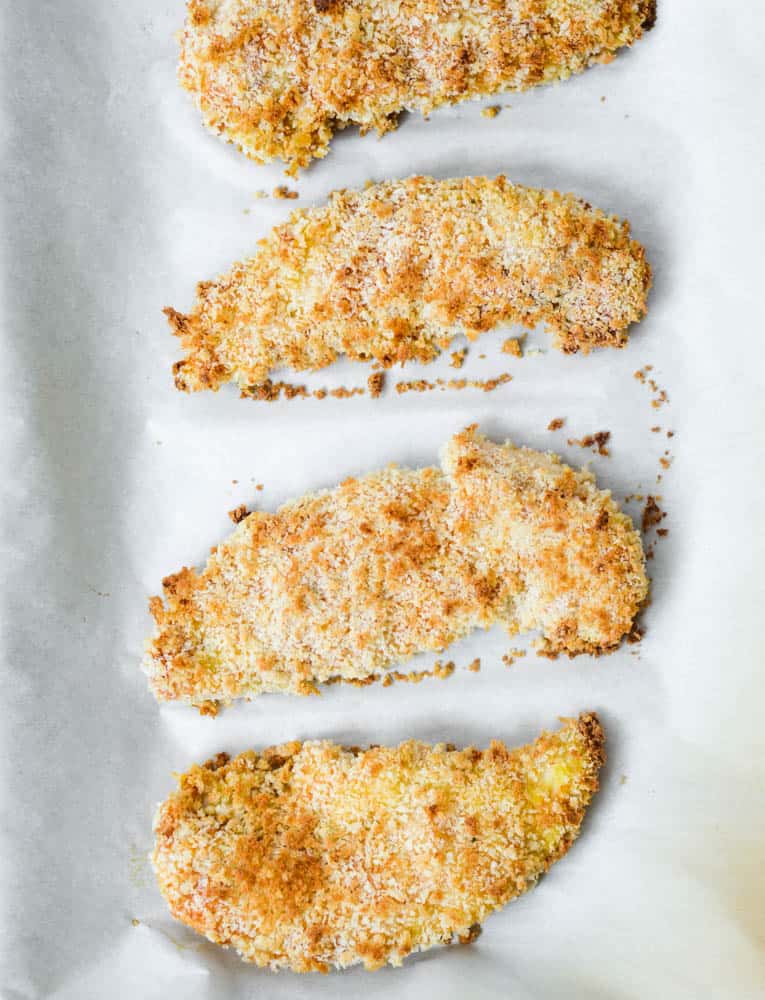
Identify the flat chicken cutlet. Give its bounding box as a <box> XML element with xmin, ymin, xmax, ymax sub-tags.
<box><xmin>144</xmin><ymin>428</ymin><xmax>647</xmax><ymax>707</ymax></box>
<box><xmin>167</xmin><ymin>176</ymin><xmax>652</xmax><ymax>394</ymax></box>
<box><xmin>152</xmin><ymin>713</ymin><xmax>605</xmax><ymax>971</ymax></box>
<box><xmin>177</xmin><ymin>0</ymin><xmax>655</xmax><ymax>171</ymax></box>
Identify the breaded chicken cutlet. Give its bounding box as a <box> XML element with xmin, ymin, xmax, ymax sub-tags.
<box><xmin>153</xmin><ymin>713</ymin><xmax>605</xmax><ymax>971</ymax></box>
<box><xmin>144</xmin><ymin>428</ymin><xmax>647</xmax><ymax>707</ymax></box>
<box><xmin>168</xmin><ymin>176</ymin><xmax>652</xmax><ymax>394</ymax></box>
<box><xmin>177</xmin><ymin>0</ymin><xmax>655</xmax><ymax>172</ymax></box>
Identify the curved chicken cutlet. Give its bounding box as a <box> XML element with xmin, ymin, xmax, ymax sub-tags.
<box><xmin>153</xmin><ymin>713</ymin><xmax>605</xmax><ymax>971</ymax></box>
<box><xmin>144</xmin><ymin>428</ymin><xmax>647</xmax><ymax>708</ymax></box>
<box><xmin>177</xmin><ymin>0</ymin><xmax>654</xmax><ymax>172</ymax></box>
<box><xmin>167</xmin><ymin>176</ymin><xmax>651</xmax><ymax>394</ymax></box>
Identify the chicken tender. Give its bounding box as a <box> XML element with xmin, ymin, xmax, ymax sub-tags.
<box><xmin>168</xmin><ymin>176</ymin><xmax>652</xmax><ymax>393</ymax></box>
<box><xmin>177</xmin><ymin>0</ymin><xmax>655</xmax><ymax>171</ymax></box>
<box><xmin>152</xmin><ymin>713</ymin><xmax>605</xmax><ymax>971</ymax></box>
<box><xmin>144</xmin><ymin>428</ymin><xmax>647</xmax><ymax>707</ymax></box>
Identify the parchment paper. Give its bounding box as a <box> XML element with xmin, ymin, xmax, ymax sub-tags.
<box><xmin>2</xmin><ymin>2</ymin><xmax>765</xmax><ymax>997</ymax></box>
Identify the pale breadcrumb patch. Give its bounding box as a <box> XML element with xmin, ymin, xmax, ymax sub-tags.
<box><xmin>177</xmin><ymin>0</ymin><xmax>655</xmax><ymax>172</ymax></box>
<box><xmin>167</xmin><ymin>176</ymin><xmax>651</xmax><ymax>394</ymax></box>
<box><xmin>143</xmin><ymin>428</ymin><xmax>648</xmax><ymax>707</ymax></box>
<box><xmin>152</xmin><ymin>714</ymin><xmax>605</xmax><ymax>971</ymax></box>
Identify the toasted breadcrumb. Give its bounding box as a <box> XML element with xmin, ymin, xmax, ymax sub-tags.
<box><xmin>450</xmin><ymin>349</ymin><xmax>467</xmax><ymax>369</ymax></box>
<box><xmin>567</xmin><ymin>431</ymin><xmax>611</xmax><ymax>457</ymax></box>
<box><xmin>367</xmin><ymin>372</ymin><xmax>385</xmax><ymax>398</ymax></box>
<box><xmin>273</xmin><ymin>185</ymin><xmax>299</xmax><ymax>200</ymax></box>
<box><xmin>167</xmin><ymin>176</ymin><xmax>652</xmax><ymax>395</ymax></box>
<box><xmin>502</xmin><ymin>648</ymin><xmax>527</xmax><ymax>667</ymax></box>
<box><xmin>152</xmin><ymin>714</ymin><xmax>605</xmax><ymax>971</ymax></box>
<box><xmin>481</xmin><ymin>105</ymin><xmax>501</xmax><ymax>119</ymax></box>
<box><xmin>144</xmin><ymin>428</ymin><xmax>647</xmax><ymax>706</ymax></box>
<box><xmin>548</xmin><ymin>418</ymin><xmax>566</xmax><ymax>432</ymax></box>
<box><xmin>502</xmin><ymin>336</ymin><xmax>525</xmax><ymax>357</ymax></box>
<box><xmin>177</xmin><ymin>0</ymin><xmax>655</xmax><ymax>172</ymax></box>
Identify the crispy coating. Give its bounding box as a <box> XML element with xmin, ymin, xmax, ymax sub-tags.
<box><xmin>144</xmin><ymin>428</ymin><xmax>647</xmax><ymax>706</ymax></box>
<box><xmin>177</xmin><ymin>0</ymin><xmax>654</xmax><ymax>172</ymax></box>
<box><xmin>168</xmin><ymin>176</ymin><xmax>651</xmax><ymax>393</ymax></box>
<box><xmin>152</xmin><ymin>713</ymin><xmax>605</xmax><ymax>971</ymax></box>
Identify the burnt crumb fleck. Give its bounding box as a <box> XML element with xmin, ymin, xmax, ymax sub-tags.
<box><xmin>229</xmin><ymin>504</ymin><xmax>249</xmax><ymax>524</ymax></box>
<box><xmin>568</xmin><ymin>431</ymin><xmax>611</xmax><ymax>456</ymax></box>
<box><xmin>641</xmin><ymin>495</ymin><xmax>666</xmax><ymax>534</ymax></box>
<box><xmin>367</xmin><ymin>371</ymin><xmax>385</xmax><ymax>398</ymax></box>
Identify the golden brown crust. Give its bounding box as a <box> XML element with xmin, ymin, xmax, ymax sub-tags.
<box><xmin>177</xmin><ymin>0</ymin><xmax>655</xmax><ymax>171</ymax></box>
<box><xmin>143</xmin><ymin>428</ymin><xmax>647</xmax><ymax>706</ymax></box>
<box><xmin>152</xmin><ymin>714</ymin><xmax>605</xmax><ymax>971</ymax></box>
<box><xmin>168</xmin><ymin>176</ymin><xmax>651</xmax><ymax>393</ymax></box>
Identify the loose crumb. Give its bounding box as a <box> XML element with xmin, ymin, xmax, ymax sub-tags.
<box><xmin>567</xmin><ymin>431</ymin><xmax>611</xmax><ymax>457</ymax></box>
<box><xmin>641</xmin><ymin>496</ymin><xmax>666</xmax><ymax>534</ymax></box>
<box><xmin>395</xmin><ymin>373</ymin><xmax>511</xmax><ymax>395</ymax></box>
<box><xmin>466</xmin><ymin>658</ymin><xmax>481</xmax><ymax>672</ymax></box>
<box><xmin>256</xmin><ymin>483</ymin><xmax>264</xmax><ymax>491</ymax></box>
<box><xmin>547</xmin><ymin>417</ymin><xmax>565</xmax><ymax>432</ymax></box>
<box><xmin>619</xmin><ymin>774</ymin><xmax>628</xmax><ymax>785</ymax></box>
<box><xmin>367</xmin><ymin>372</ymin><xmax>385</xmax><ymax>398</ymax></box>
<box><xmin>198</xmin><ymin>700</ymin><xmax>221</xmax><ymax>718</ymax></box>
<box><xmin>228</xmin><ymin>504</ymin><xmax>249</xmax><ymax>525</ymax></box>
<box><xmin>651</xmin><ymin>426</ymin><xmax>661</xmax><ymax>433</ymax></box>
<box><xmin>330</xmin><ymin>386</ymin><xmax>365</xmax><ymax>399</ymax></box>
<box><xmin>450</xmin><ymin>349</ymin><xmax>467</xmax><ymax>369</ymax></box>
<box><xmin>273</xmin><ymin>185</ymin><xmax>298</xmax><ymax>199</ymax></box>
<box><xmin>481</xmin><ymin>105</ymin><xmax>501</xmax><ymax>118</ymax></box>
<box><xmin>502</xmin><ymin>648</ymin><xmax>527</xmax><ymax>667</ymax></box>
<box><xmin>131</xmin><ymin>918</ymin><xmax>141</xmax><ymax>928</ymax></box>
<box><xmin>501</xmin><ymin>335</ymin><xmax>525</xmax><ymax>358</ymax></box>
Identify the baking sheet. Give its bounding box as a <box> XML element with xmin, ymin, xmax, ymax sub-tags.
<box><xmin>2</xmin><ymin>2</ymin><xmax>765</xmax><ymax>997</ymax></box>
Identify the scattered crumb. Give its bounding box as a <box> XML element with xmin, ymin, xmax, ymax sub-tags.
<box><xmin>313</xmin><ymin>388</ymin><xmax>328</xmax><ymax>400</ymax></box>
<box><xmin>450</xmin><ymin>349</ymin><xmax>467</xmax><ymax>369</ymax></box>
<box><xmin>659</xmin><ymin>455</ymin><xmax>672</xmax><ymax>470</ymax></box>
<box><xmin>330</xmin><ymin>386</ymin><xmax>365</xmax><ymax>399</ymax></box>
<box><xmin>619</xmin><ymin>774</ymin><xmax>628</xmax><ymax>785</ymax></box>
<box><xmin>502</xmin><ymin>648</ymin><xmax>527</xmax><ymax>667</ymax></box>
<box><xmin>255</xmin><ymin>483</ymin><xmax>264</xmax><ymax>492</ymax></box>
<box><xmin>526</xmin><ymin>347</ymin><xmax>545</xmax><ymax>357</ymax></box>
<box><xmin>547</xmin><ymin>417</ymin><xmax>565</xmax><ymax>432</ymax></box>
<box><xmin>198</xmin><ymin>700</ymin><xmax>221</xmax><ymax>718</ymax></box>
<box><xmin>395</xmin><ymin>373</ymin><xmax>511</xmax><ymax>395</ymax></box>
<box><xmin>466</xmin><ymin>658</ymin><xmax>481</xmax><ymax>672</ymax></box>
<box><xmin>228</xmin><ymin>504</ymin><xmax>249</xmax><ymax>525</ymax></box>
<box><xmin>651</xmin><ymin>426</ymin><xmax>661</xmax><ymax>433</ymax></box>
<box><xmin>567</xmin><ymin>431</ymin><xmax>611</xmax><ymax>457</ymax></box>
<box><xmin>254</xmin><ymin>190</ymin><xmax>268</xmax><ymax>199</ymax></box>
<box><xmin>641</xmin><ymin>495</ymin><xmax>666</xmax><ymax>534</ymax></box>
<box><xmin>481</xmin><ymin>105</ymin><xmax>501</xmax><ymax>118</ymax></box>
<box><xmin>367</xmin><ymin>371</ymin><xmax>385</xmax><ymax>398</ymax></box>
<box><xmin>478</xmin><ymin>353</ymin><xmax>486</xmax><ymax>359</ymax></box>
<box><xmin>131</xmin><ymin>919</ymin><xmax>141</xmax><ymax>928</ymax></box>
<box><xmin>657</xmin><ymin>528</ymin><xmax>669</xmax><ymax>537</ymax></box>
<box><xmin>600</xmin><ymin>95</ymin><xmax>606</xmax><ymax>102</ymax></box>
<box><xmin>667</xmin><ymin>430</ymin><xmax>675</xmax><ymax>438</ymax></box>
<box><xmin>501</xmin><ymin>335</ymin><xmax>525</xmax><ymax>358</ymax></box>
<box><xmin>458</xmin><ymin>924</ymin><xmax>482</xmax><ymax>945</ymax></box>
<box><xmin>273</xmin><ymin>185</ymin><xmax>298</xmax><ymax>199</ymax></box>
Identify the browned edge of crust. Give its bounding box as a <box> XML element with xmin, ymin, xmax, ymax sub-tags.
<box><xmin>575</xmin><ymin>711</ymin><xmax>606</xmax><ymax>775</ymax></box>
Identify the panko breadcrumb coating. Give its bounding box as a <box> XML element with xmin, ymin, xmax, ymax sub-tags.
<box><xmin>177</xmin><ymin>0</ymin><xmax>655</xmax><ymax>172</ymax></box>
<box><xmin>144</xmin><ymin>428</ymin><xmax>647</xmax><ymax>707</ymax></box>
<box><xmin>152</xmin><ymin>713</ymin><xmax>605</xmax><ymax>971</ymax></box>
<box><xmin>168</xmin><ymin>176</ymin><xmax>652</xmax><ymax>394</ymax></box>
